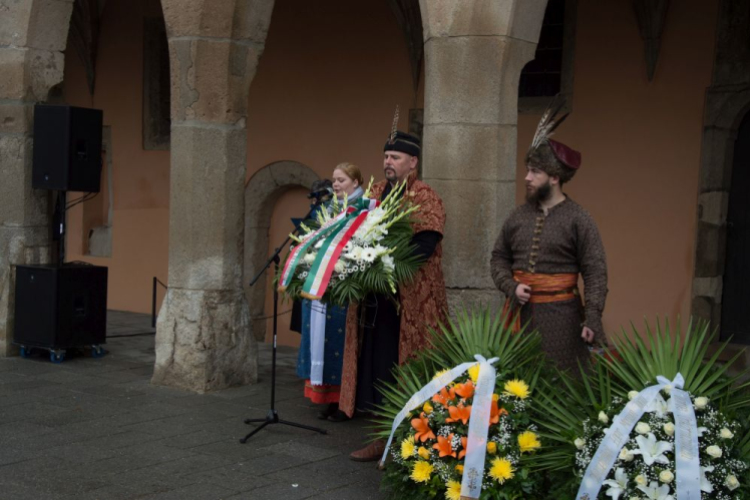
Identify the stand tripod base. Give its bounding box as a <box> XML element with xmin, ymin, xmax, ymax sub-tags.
<box><xmin>239</xmin><ymin>409</ymin><xmax>327</xmax><ymax>443</ymax></box>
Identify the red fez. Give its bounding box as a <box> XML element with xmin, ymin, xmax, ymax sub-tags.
<box><xmin>548</xmin><ymin>139</ymin><xmax>581</xmax><ymax>170</ymax></box>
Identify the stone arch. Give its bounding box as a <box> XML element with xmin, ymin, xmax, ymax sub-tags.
<box><xmin>691</xmin><ymin>0</ymin><xmax>750</xmax><ymax>335</ymax></box>
<box><xmin>691</xmin><ymin>86</ymin><xmax>750</xmax><ymax>329</ymax></box>
<box><xmin>244</xmin><ymin>161</ymin><xmax>319</xmax><ymax>341</ymax></box>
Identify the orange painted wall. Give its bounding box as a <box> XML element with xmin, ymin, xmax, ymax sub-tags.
<box><xmin>515</xmin><ymin>0</ymin><xmax>718</xmax><ymax>337</ymax></box>
<box><xmin>63</xmin><ymin>0</ymin><xmax>719</xmax><ymax>347</ymax></box>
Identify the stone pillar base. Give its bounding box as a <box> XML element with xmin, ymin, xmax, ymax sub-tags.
<box><xmin>152</xmin><ymin>288</ymin><xmax>257</xmax><ymax>392</ymax></box>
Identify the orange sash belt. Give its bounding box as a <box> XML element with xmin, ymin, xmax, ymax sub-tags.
<box><xmin>502</xmin><ymin>270</ymin><xmax>579</xmax><ymax>333</ymax></box>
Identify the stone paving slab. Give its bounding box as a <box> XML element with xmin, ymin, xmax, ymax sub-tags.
<box><xmin>0</xmin><ymin>310</ymin><xmax>388</xmax><ymax>500</ymax></box>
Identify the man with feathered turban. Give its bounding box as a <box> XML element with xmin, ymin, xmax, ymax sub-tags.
<box><xmin>490</xmin><ymin>97</ymin><xmax>608</xmax><ymax>372</ymax></box>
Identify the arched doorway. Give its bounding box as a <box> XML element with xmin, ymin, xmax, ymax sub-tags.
<box><xmin>721</xmin><ymin>112</ymin><xmax>750</xmax><ymax>343</ymax></box>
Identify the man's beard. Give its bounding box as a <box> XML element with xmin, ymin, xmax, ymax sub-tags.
<box><xmin>526</xmin><ymin>180</ymin><xmax>552</xmax><ymax>204</ymax></box>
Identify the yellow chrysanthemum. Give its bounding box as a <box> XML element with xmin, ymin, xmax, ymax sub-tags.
<box><xmin>445</xmin><ymin>480</ymin><xmax>461</xmax><ymax>500</ymax></box>
<box><xmin>489</xmin><ymin>457</ymin><xmax>515</xmax><ymax>484</ymax></box>
<box><xmin>504</xmin><ymin>379</ymin><xmax>530</xmax><ymax>399</ymax></box>
<box><xmin>433</xmin><ymin>369</ymin><xmax>450</xmax><ymax>380</ymax></box>
<box><xmin>455</xmin><ymin>464</ymin><xmax>464</xmax><ymax>474</ymax></box>
<box><xmin>518</xmin><ymin>431</ymin><xmax>541</xmax><ymax>453</ymax></box>
<box><xmin>423</xmin><ymin>402</ymin><xmax>434</xmax><ymax>414</ymax></box>
<box><xmin>401</xmin><ymin>435</ymin><xmax>416</xmax><ymax>459</ymax></box>
<box><xmin>467</xmin><ymin>364</ymin><xmax>480</xmax><ymax>383</ymax></box>
<box><xmin>418</xmin><ymin>446</ymin><xmax>431</xmax><ymax>460</ymax></box>
<box><xmin>410</xmin><ymin>460</ymin><xmax>434</xmax><ymax>483</ymax></box>
<box><xmin>487</xmin><ymin>442</ymin><xmax>497</xmax><ymax>454</ymax></box>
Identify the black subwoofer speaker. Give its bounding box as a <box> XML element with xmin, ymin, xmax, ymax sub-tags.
<box><xmin>32</xmin><ymin>104</ymin><xmax>103</xmax><ymax>192</ymax></box>
<box><xmin>13</xmin><ymin>264</ymin><xmax>108</xmax><ymax>349</ymax></box>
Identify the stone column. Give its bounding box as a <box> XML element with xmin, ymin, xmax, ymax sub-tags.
<box><xmin>0</xmin><ymin>0</ymin><xmax>74</xmax><ymax>356</ymax></box>
<box><xmin>152</xmin><ymin>0</ymin><xmax>275</xmax><ymax>392</ymax></box>
<box><xmin>418</xmin><ymin>0</ymin><xmax>548</xmax><ymax>310</ymax></box>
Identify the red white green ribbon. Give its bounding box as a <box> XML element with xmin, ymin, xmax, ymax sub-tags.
<box><xmin>278</xmin><ymin>210</ymin><xmax>348</xmax><ymax>291</ymax></box>
<box><xmin>300</xmin><ymin>210</ymin><xmax>369</xmax><ymax>300</ymax></box>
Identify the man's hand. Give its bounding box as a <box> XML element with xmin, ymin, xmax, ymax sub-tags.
<box><xmin>581</xmin><ymin>326</ymin><xmax>595</xmax><ymax>344</ymax></box>
<box><xmin>515</xmin><ymin>284</ymin><xmax>531</xmax><ymax>305</ymax></box>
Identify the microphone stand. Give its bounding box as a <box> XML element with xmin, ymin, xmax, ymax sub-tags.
<box><xmin>240</xmin><ymin>199</ymin><xmax>329</xmax><ymax>443</ymax></box>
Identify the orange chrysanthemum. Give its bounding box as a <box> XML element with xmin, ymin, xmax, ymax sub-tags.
<box><xmin>432</xmin><ymin>386</ymin><xmax>456</xmax><ymax>406</ymax></box>
<box><xmin>454</xmin><ymin>380</ymin><xmax>475</xmax><ymax>400</ymax></box>
<box><xmin>446</xmin><ymin>403</ymin><xmax>472</xmax><ymax>425</ymax></box>
<box><xmin>432</xmin><ymin>434</ymin><xmax>457</xmax><ymax>458</ymax></box>
<box><xmin>411</xmin><ymin>412</ymin><xmax>436</xmax><ymax>442</ymax></box>
<box><xmin>458</xmin><ymin>436</ymin><xmax>468</xmax><ymax>459</ymax></box>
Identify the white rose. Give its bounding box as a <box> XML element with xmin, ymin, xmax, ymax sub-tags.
<box><xmin>663</xmin><ymin>422</ymin><xmax>675</xmax><ymax>436</ymax></box>
<box><xmin>694</xmin><ymin>397</ymin><xmax>709</xmax><ymax>410</ymax></box>
<box><xmin>619</xmin><ymin>447</ymin><xmax>634</xmax><ymax>462</ymax></box>
<box><xmin>628</xmin><ymin>391</ymin><xmax>640</xmax><ymax>400</ymax></box>
<box><xmin>635</xmin><ymin>474</ymin><xmax>647</xmax><ymax>486</ymax></box>
<box><xmin>659</xmin><ymin>470</ymin><xmax>674</xmax><ymax>484</ymax></box>
<box><xmin>598</xmin><ymin>411</ymin><xmax>609</xmax><ymax>424</ymax></box>
<box><xmin>635</xmin><ymin>422</ymin><xmax>651</xmax><ymax>434</ymax></box>
<box><xmin>725</xmin><ymin>474</ymin><xmax>740</xmax><ymax>491</ymax></box>
<box><xmin>720</xmin><ymin>428</ymin><xmax>734</xmax><ymax>440</ymax></box>
<box><xmin>574</xmin><ymin>438</ymin><xmax>586</xmax><ymax>450</ymax></box>
<box><xmin>706</xmin><ymin>445</ymin><xmax>722</xmax><ymax>458</ymax></box>
<box><xmin>334</xmin><ymin>260</ymin><xmax>346</xmax><ymax>274</ymax></box>
<box><xmin>662</xmin><ymin>384</ymin><xmax>672</xmax><ymax>395</ymax></box>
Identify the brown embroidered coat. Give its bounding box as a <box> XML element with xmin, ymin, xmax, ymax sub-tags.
<box><xmin>339</xmin><ymin>174</ymin><xmax>448</xmax><ymax>417</ymax></box>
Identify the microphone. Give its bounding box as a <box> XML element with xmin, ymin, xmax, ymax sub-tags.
<box><xmin>307</xmin><ymin>186</ymin><xmax>334</xmax><ymax>200</ymax></box>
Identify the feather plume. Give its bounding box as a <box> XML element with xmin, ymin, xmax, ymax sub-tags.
<box><xmin>529</xmin><ymin>94</ymin><xmax>569</xmax><ymax>153</ymax></box>
<box><xmin>389</xmin><ymin>105</ymin><xmax>400</xmax><ymax>144</ymax></box>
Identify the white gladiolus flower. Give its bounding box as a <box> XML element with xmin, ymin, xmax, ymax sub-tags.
<box><xmin>303</xmin><ymin>253</ymin><xmax>316</xmax><ymax>265</ymax></box>
<box><xmin>706</xmin><ymin>445</ymin><xmax>722</xmax><ymax>458</ymax></box>
<box><xmin>574</xmin><ymin>438</ymin><xmax>586</xmax><ymax>450</ymax></box>
<box><xmin>694</xmin><ymin>397</ymin><xmax>709</xmax><ymax>410</ymax></box>
<box><xmin>631</xmin><ymin>433</ymin><xmax>672</xmax><ymax>466</ymax></box>
<box><xmin>637</xmin><ymin>480</ymin><xmax>674</xmax><ymax>500</ymax></box>
<box><xmin>598</xmin><ymin>411</ymin><xmax>609</xmax><ymax>424</ymax></box>
<box><xmin>659</xmin><ymin>470</ymin><xmax>674</xmax><ymax>484</ymax></box>
<box><xmin>635</xmin><ymin>422</ymin><xmax>651</xmax><ymax>434</ymax></box>
<box><xmin>628</xmin><ymin>391</ymin><xmax>640</xmax><ymax>400</ymax></box>
<box><xmin>314</xmin><ymin>239</ymin><xmax>324</xmax><ymax>249</ymax></box>
<box><xmin>700</xmin><ymin>465</ymin><xmax>715</xmax><ymax>493</ymax></box>
<box><xmin>720</xmin><ymin>428</ymin><xmax>734</xmax><ymax>439</ymax></box>
<box><xmin>663</xmin><ymin>422</ymin><xmax>675</xmax><ymax>436</ymax></box>
<box><xmin>602</xmin><ymin>467</ymin><xmax>628</xmax><ymax>500</ymax></box>
<box><xmin>725</xmin><ymin>474</ymin><xmax>740</xmax><ymax>491</ymax></box>
<box><xmin>619</xmin><ymin>447</ymin><xmax>635</xmax><ymax>462</ymax></box>
<box><xmin>381</xmin><ymin>255</ymin><xmax>395</xmax><ymax>273</ymax></box>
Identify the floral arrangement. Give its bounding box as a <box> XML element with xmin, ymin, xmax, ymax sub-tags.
<box><xmin>535</xmin><ymin>319</ymin><xmax>750</xmax><ymax>500</ymax></box>
<box><xmin>376</xmin><ymin>309</ymin><xmax>549</xmax><ymax>499</ymax></box>
<box><xmin>278</xmin><ymin>179</ymin><xmax>422</xmax><ymax>306</ymax></box>
<box><xmin>388</xmin><ymin>372</ymin><xmax>541</xmax><ymax>499</ymax></box>
<box><xmin>573</xmin><ymin>389</ymin><xmax>747</xmax><ymax>499</ymax></box>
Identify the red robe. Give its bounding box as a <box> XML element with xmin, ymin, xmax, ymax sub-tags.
<box><xmin>339</xmin><ymin>173</ymin><xmax>448</xmax><ymax>417</ymax></box>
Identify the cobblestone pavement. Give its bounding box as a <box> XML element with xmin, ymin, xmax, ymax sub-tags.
<box><xmin>0</xmin><ymin>311</ymin><xmax>387</xmax><ymax>500</ymax></box>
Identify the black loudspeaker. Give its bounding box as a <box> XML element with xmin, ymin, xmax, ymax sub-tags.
<box><xmin>13</xmin><ymin>264</ymin><xmax>108</xmax><ymax>350</ymax></box>
<box><xmin>32</xmin><ymin>104</ymin><xmax>103</xmax><ymax>192</ymax></box>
